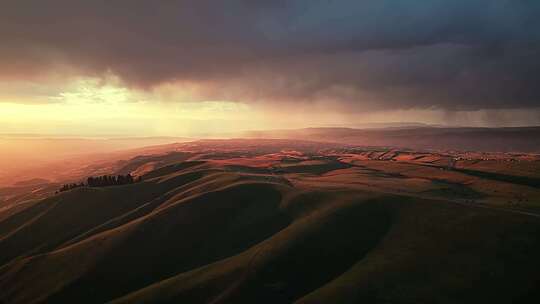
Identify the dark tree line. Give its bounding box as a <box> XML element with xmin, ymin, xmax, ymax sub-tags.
<box><xmin>87</xmin><ymin>174</ymin><xmax>136</xmax><ymax>187</ymax></box>
<box><xmin>59</xmin><ymin>183</ymin><xmax>85</xmax><ymax>192</ymax></box>
<box><xmin>58</xmin><ymin>174</ymin><xmax>140</xmax><ymax>193</ymax></box>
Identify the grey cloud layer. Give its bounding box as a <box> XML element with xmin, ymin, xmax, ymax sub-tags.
<box><xmin>1</xmin><ymin>0</ymin><xmax>539</xmax><ymax>110</ymax></box>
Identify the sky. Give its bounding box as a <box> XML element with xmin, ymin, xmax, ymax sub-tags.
<box><xmin>1</xmin><ymin>0</ymin><xmax>540</xmax><ymax>136</ymax></box>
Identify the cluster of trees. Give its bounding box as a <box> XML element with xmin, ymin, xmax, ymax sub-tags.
<box><xmin>87</xmin><ymin>174</ymin><xmax>136</xmax><ymax>187</ymax></box>
<box><xmin>59</xmin><ymin>183</ymin><xmax>85</xmax><ymax>192</ymax></box>
<box><xmin>58</xmin><ymin>174</ymin><xmax>140</xmax><ymax>193</ymax></box>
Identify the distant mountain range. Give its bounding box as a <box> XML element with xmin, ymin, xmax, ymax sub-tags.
<box><xmin>323</xmin><ymin>122</ymin><xmax>446</xmax><ymax>129</ymax></box>
<box><xmin>242</xmin><ymin>126</ymin><xmax>540</xmax><ymax>152</ymax></box>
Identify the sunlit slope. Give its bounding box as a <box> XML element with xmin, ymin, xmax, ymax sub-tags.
<box><xmin>0</xmin><ymin>158</ymin><xmax>539</xmax><ymax>304</ymax></box>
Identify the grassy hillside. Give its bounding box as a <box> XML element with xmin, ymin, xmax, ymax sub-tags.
<box><xmin>1</xmin><ymin>143</ymin><xmax>540</xmax><ymax>303</ymax></box>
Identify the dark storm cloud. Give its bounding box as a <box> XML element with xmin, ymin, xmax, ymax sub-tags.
<box><xmin>1</xmin><ymin>0</ymin><xmax>539</xmax><ymax>110</ymax></box>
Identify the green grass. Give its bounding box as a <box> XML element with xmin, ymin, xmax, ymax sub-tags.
<box><xmin>1</xmin><ymin>159</ymin><xmax>540</xmax><ymax>304</ymax></box>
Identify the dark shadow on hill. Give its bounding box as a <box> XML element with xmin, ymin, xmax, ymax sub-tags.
<box><xmin>454</xmin><ymin>168</ymin><xmax>540</xmax><ymax>189</ymax></box>
<box><xmin>276</xmin><ymin>159</ymin><xmax>352</xmax><ymax>175</ymax></box>
<box><xmin>44</xmin><ymin>183</ymin><xmax>291</xmax><ymax>304</ymax></box>
<box><xmin>213</xmin><ymin>199</ymin><xmax>392</xmax><ymax>304</ymax></box>
<box><xmin>421</xmin><ymin>179</ymin><xmax>486</xmax><ymax>200</ymax></box>
<box><xmin>117</xmin><ymin>152</ymin><xmax>194</xmax><ymax>175</ymax></box>
<box><xmin>142</xmin><ymin>161</ymin><xmax>206</xmax><ymax>180</ymax></box>
<box><xmin>349</xmin><ymin>163</ymin><xmax>407</xmax><ymax>179</ymax></box>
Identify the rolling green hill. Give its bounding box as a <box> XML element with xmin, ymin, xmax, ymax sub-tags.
<box><xmin>1</xmin><ymin>149</ymin><xmax>540</xmax><ymax>303</ymax></box>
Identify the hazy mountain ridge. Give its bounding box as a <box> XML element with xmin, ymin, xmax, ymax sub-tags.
<box><xmin>243</xmin><ymin>126</ymin><xmax>540</xmax><ymax>152</ymax></box>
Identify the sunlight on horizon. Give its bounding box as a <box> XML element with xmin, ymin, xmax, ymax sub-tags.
<box><xmin>3</xmin><ymin>76</ymin><xmax>540</xmax><ymax>138</ymax></box>
<box><xmin>0</xmin><ymin>78</ymin><xmax>274</xmax><ymax>137</ymax></box>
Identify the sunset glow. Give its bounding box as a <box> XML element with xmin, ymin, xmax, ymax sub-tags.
<box><xmin>3</xmin><ymin>74</ymin><xmax>540</xmax><ymax>137</ymax></box>
<box><xmin>1</xmin><ymin>2</ymin><xmax>540</xmax><ymax>303</ymax></box>
<box><xmin>0</xmin><ymin>77</ymin><xmax>271</xmax><ymax>136</ymax></box>
<box><xmin>2</xmin><ymin>0</ymin><xmax>540</xmax><ymax>137</ymax></box>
